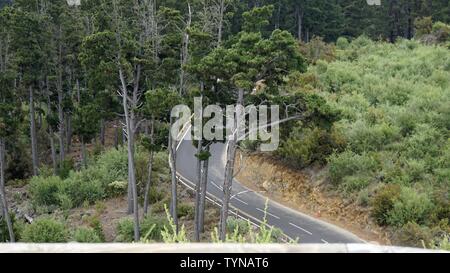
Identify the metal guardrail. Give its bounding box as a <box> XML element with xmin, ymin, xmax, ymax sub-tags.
<box><xmin>0</xmin><ymin>243</ymin><xmax>445</xmax><ymax>253</ymax></box>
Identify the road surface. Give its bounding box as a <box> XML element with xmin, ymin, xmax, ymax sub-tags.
<box><xmin>175</xmin><ymin>130</ymin><xmax>364</xmax><ymax>244</ymax></box>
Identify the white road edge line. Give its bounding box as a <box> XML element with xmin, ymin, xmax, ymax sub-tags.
<box><xmin>289</xmin><ymin>222</ymin><xmax>313</xmax><ymax>235</ymax></box>
<box><xmin>177</xmin><ymin>174</ymin><xmax>260</xmax><ymax>229</ymax></box>
<box><xmin>321</xmin><ymin>239</ymin><xmax>329</xmax><ymax>244</ymax></box>
<box><xmin>232</xmin><ymin>197</ymin><xmax>249</xmax><ymax>205</ymax></box>
<box><xmin>256</xmin><ymin>208</ymin><xmax>280</xmax><ymax>219</ymax></box>
<box><xmin>210</xmin><ymin>180</ymin><xmax>223</xmax><ymax>191</ymax></box>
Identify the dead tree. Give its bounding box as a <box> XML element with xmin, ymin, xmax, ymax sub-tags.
<box><xmin>179</xmin><ymin>3</ymin><xmax>192</xmax><ymax>95</ymax></box>
<box><xmin>29</xmin><ymin>85</ymin><xmax>39</xmax><ymax>176</ymax></box>
<box><xmin>219</xmin><ymin>87</ymin><xmax>244</xmax><ymax>241</ymax></box>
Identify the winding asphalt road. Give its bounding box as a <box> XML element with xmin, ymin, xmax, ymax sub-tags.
<box><xmin>175</xmin><ymin>128</ymin><xmax>364</xmax><ymax>244</ymax></box>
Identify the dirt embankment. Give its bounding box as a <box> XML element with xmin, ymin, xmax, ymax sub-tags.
<box><xmin>235</xmin><ymin>151</ymin><xmax>391</xmax><ymax>245</ymax></box>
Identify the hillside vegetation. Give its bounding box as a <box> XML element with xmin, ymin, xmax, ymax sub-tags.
<box><xmin>277</xmin><ymin>37</ymin><xmax>449</xmax><ymax>248</ymax></box>
<box><xmin>0</xmin><ymin>1</ymin><xmax>449</xmax><ymax>249</ymax></box>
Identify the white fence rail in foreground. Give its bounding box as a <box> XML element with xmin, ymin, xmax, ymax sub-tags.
<box><xmin>0</xmin><ymin>243</ymin><xmax>446</xmax><ymax>253</ymax></box>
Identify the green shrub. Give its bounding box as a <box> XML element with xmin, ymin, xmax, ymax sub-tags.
<box><xmin>0</xmin><ymin>213</ymin><xmax>24</xmax><ymax>242</ymax></box>
<box><xmin>57</xmin><ymin>159</ymin><xmax>74</xmax><ymax>179</ymax></box>
<box><xmin>73</xmin><ymin>227</ymin><xmax>103</xmax><ymax>243</ymax></box>
<box><xmin>432</xmin><ymin>21</ymin><xmax>450</xmax><ymax>42</ymax></box>
<box><xmin>21</xmin><ymin>218</ymin><xmax>68</xmax><ymax>243</ymax></box>
<box><xmin>328</xmin><ymin>150</ymin><xmax>378</xmax><ymax>185</ymax></box>
<box><xmin>96</xmin><ymin>146</ymin><xmax>128</xmax><ymax>180</ymax></box>
<box><xmin>392</xmin><ymin>222</ymin><xmax>432</xmax><ymax>248</ymax></box>
<box><xmin>432</xmin><ymin>235</ymin><xmax>450</xmax><ymax>251</ymax></box>
<box><xmin>226</xmin><ymin>217</ymin><xmax>250</xmax><ymax>236</ymax></box>
<box><xmin>177</xmin><ymin>203</ymin><xmax>194</xmax><ymax>219</ymax></box>
<box><xmin>430</xmin><ymin>191</ymin><xmax>450</xmax><ymax>224</ymax></box>
<box><xmin>140</xmin><ymin>215</ymin><xmax>169</xmax><ymax>242</ymax></box>
<box><xmin>299</xmin><ymin>36</ymin><xmax>336</xmax><ymax>64</ymax></box>
<box><xmin>278</xmin><ymin>127</ymin><xmax>342</xmax><ymax>168</ymax></box>
<box><xmin>344</xmin><ymin>120</ymin><xmax>401</xmax><ymax>153</ymax></box>
<box><xmin>147</xmin><ymin>187</ymin><xmax>165</xmax><ymax>204</ymax></box>
<box><xmin>55</xmin><ymin>192</ymin><xmax>73</xmax><ymax>211</ymax></box>
<box><xmin>116</xmin><ymin>215</ymin><xmax>168</xmax><ymax>242</ymax></box>
<box><xmin>387</xmin><ymin>187</ymin><xmax>434</xmax><ymax>227</ymax></box>
<box><xmin>115</xmin><ymin>218</ymin><xmax>135</xmax><ymax>242</ymax></box>
<box><xmin>29</xmin><ymin>176</ymin><xmax>63</xmax><ymax>208</ymax></box>
<box><xmin>336</xmin><ymin>37</ymin><xmax>349</xmax><ymax>50</ymax></box>
<box><xmin>370</xmin><ymin>184</ymin><xmax>401</xmax><ymax>226</ymax></box>
<box><xmin>270</xmin><ymin>227</ymin><xmax>284</xmax><ymax>242</ymax></box>
<box><xmin>107</xmin><ymin>180</ymin><xmax>128</xmax><ymax>197</ymax></box>
<box><xmin>152</xmin><ymin>199</ymin><xmax>170</xmax><ymax>214</ymax></box>
<box><xmin>338</xmin><ymin>175</ymin><xmax>372</xmax><ymax>194</ymax></box>
<box><xmin>62</xmin><ymin>172</ymin><xmax>105</xmax><ymax>207</ymax></box>
<box><xmin>414</xmin><ymin>17</ymin><xmax>433</xmax><ymax>38</ymax></box>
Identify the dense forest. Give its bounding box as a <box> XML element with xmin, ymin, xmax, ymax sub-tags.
<box><xmin>0</xmin><ymin>0</ymin><xmax>449</xmax><ymax>249</ymax></box>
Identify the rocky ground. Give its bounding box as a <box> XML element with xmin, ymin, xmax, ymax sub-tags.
<box><xmin>235</xmin><ymin>151</ymin><xmax>391</xmax><ymax>245</ymax></box>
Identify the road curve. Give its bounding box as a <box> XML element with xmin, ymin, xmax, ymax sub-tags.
<box><xmin>175</xmin><ymin>130</ymin><xmax>365</xmax><ymax>244</ymax></box>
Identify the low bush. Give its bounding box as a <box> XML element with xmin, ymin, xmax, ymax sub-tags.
<box><xmin>21</xmin><ymin>218</ymin><xmax>68</xmax><ymax>243</ymax></box>
<box><xmin>270</xmin><ymin>227</ymin><xmax>284</xmax><ymax>242</ymax></box>
<box><xmin>147</xmin><ymin>187</ymin><xmax>165</xmax><ymax>204</ymax></box>
<box><xmin>140</xmin><ymin>215</ymin><xmax>169</xmax><ymax>242</ymax></box>
<box><xmin>82</xmin><ymin>214</ymin><xmax>105</xmax><ymax>242</ymax></box>
<box><xmin>0</xmin><ymin>213</ymin><xmax>24</xmax><ymax>242</ymax></box>
<box><xmin>370</xmin><ymin>184</ymin><xmax>401</xmax><ymax>226</ymax></box>
<box><xmin>115</xmin><ymin>215</ymin><xmax>168</xmax><ymax>242</ymax></box>
<box><xmin>72</xmin><ymin>227</ymin><xmax>103</xmax><ymax>243</ymax></box>
<box><xmin>386</xmin><ymin>187</ymin><xmax>434</xmax><ymax>227</ymax></box>
<box><xmin>115</xmin><ymin>218</ymin><xmax>135</xmax><ymax>242</ymax></box>
<box><xmin>338</xmin><ymin>175</ymin><xmax>372</xmax><ymax>194</ymax></box>
<box><xmin>278</xmin><ymin>127</ymin><xmax>343</xmax><ymax>168</ymax></box>
<box><xmin>29</xmin><ymin>176</ymin><xmax>63</xmax><ymax>208</ymax></box>
<box><xmin>107</xmin><ymin>180</ymin><xmax>128</xmax><ymax>197</ymax></box>
<box><xmin>152</xmin><ymin>198</ymin><xmax>170</xmax><ymax>214</ymax></box>
<box><xmin>177</xmin><ymin>203</ymin><xmax>194</xmax><ymax>219</ymax></box>
<box><xmin>392</xmin><ymin>222</ymin><xmax>431</xmax><ymax>248</ymax></box>
<box><xmin>61</xmin><ymin>172</ymin><xmax>105</xmax><ymax>207</ymax></box>
<box><xmin>336</xmin><ymin>37</ymin><xmax>349</xmax><ymax>50</ymax></box>
<box><xmin>226</xmin><ymin>217</ymin><xmax>250</xmax><ymax>236</ymax></box>
<box><xmin>328</xmin><ymin>150</ymin><xmax>378</xmax><ymax>185</ymax></box>
<box><xmin>57</xmin><ymin>159</ymin><xmax>74</xmax><ymax>179</ymax></box>
<box><xmin>299</xmin><ymin>36</ymin><xmax>336</xmax><ymax>64</ymax></box>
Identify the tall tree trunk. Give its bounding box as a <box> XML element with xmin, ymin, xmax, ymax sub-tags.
<box><xmin>114</xmin><ymin>120</ymin><xmax>119</xmax><ymax>149</ymax></box>
<box><xmin>29</xmin><ymin>86</ymin><xmax>39</xmax><ymax>176</ymax></box>
<box><xmin>179</xmin><ymin>3</ymin><xmax>192</xmax><ymax>95</ymax></box>
<box><xmin>407</xmin><ymin>2</ymin><xmax>413</xmax><ymax>39</ymax></box>
<box><xmin>46</xmin><ymin>79</ymin><xmax>57</xmax><ymax>175</ymax></box>
<box><xmin>58</xmin><ymin>84</ymin><xmax>65</xmax><ymax>166</ymax></box>
<box><xmin>49</xmin><ymin>129</ymin><xmax>57</xmax><ymax>175</ymax></box>
<box><xmin>217</xmin><ymin>0</ymin><xmax>225</xmax><ymax>45</ymax></box>
<box><xmin>194</xmin><ymin>89</ymin><xmax>204</xmax><ymax>241</ymax></box>
<box><xmin>168</xmin><ymin>125</ymin><xmax>178</xmax><ymax>234</ymax></box>
<box><xmin>389</xmin><ymin>0</ymin><xmax>396</xmax><ymax>43</ymax></box>
<box><xmin>296</xmin><ymin>4</ymin><xmax>303</xmax><ymax>41</ymax></box>
<box><xmin>0</xmin><ymin>138</ymin><xmax>15</xmax><ymax>242</ymax></box>
<box><xmin>219</xmin><ymin>88</ymin><xmax>244</xmax><ymax>241</ymax></box>
<box><xmin>194</xmin><ymin>139</ymin><xmax>202</xmax><ymax>242</ymax></box>
<box><xmin>119</xmin><ymin>67</ymin><xmax>140</xmax><ymax>242</ymax></box>
<box><xmin>58</xmin><ymin>27</ymin><xmax>65</xmax><ymax>166</ymax></box>
<box><xmin>66</xmin><ymin>114</ymin><xmax>72</xmax><ymax>154</ymax></box>
<box><xmin>198</xmin><ymin>145</ymin><xmax>210</xmax><ymax>233</ymax></box>
<box><xmin>275</xmin><ymin>1</ymin><xmax>281</xmax><ymax>29</ymax></box>
<box><xmin>100</xmin><ymin>119</ymin><xmax>105</xmax><ymax>146</ymax></box>
<box><xmin>76</xmin><ymin>79</ymin><xmax>81</xmax><ymax>104</ymax></box>
<box><xmin>122</xmin><ymin>119</ymin><xmax>127</xmax><ymax>147</ymax></box>
<box><xmin>81</xmin><ymin>138</ymin><xmax>87</xmax><ymax>169</ymax></box>
<box><xmin>143</xmin><ymin>118</ymin><xmax>155</xmax><ymax>215</ymax></box>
